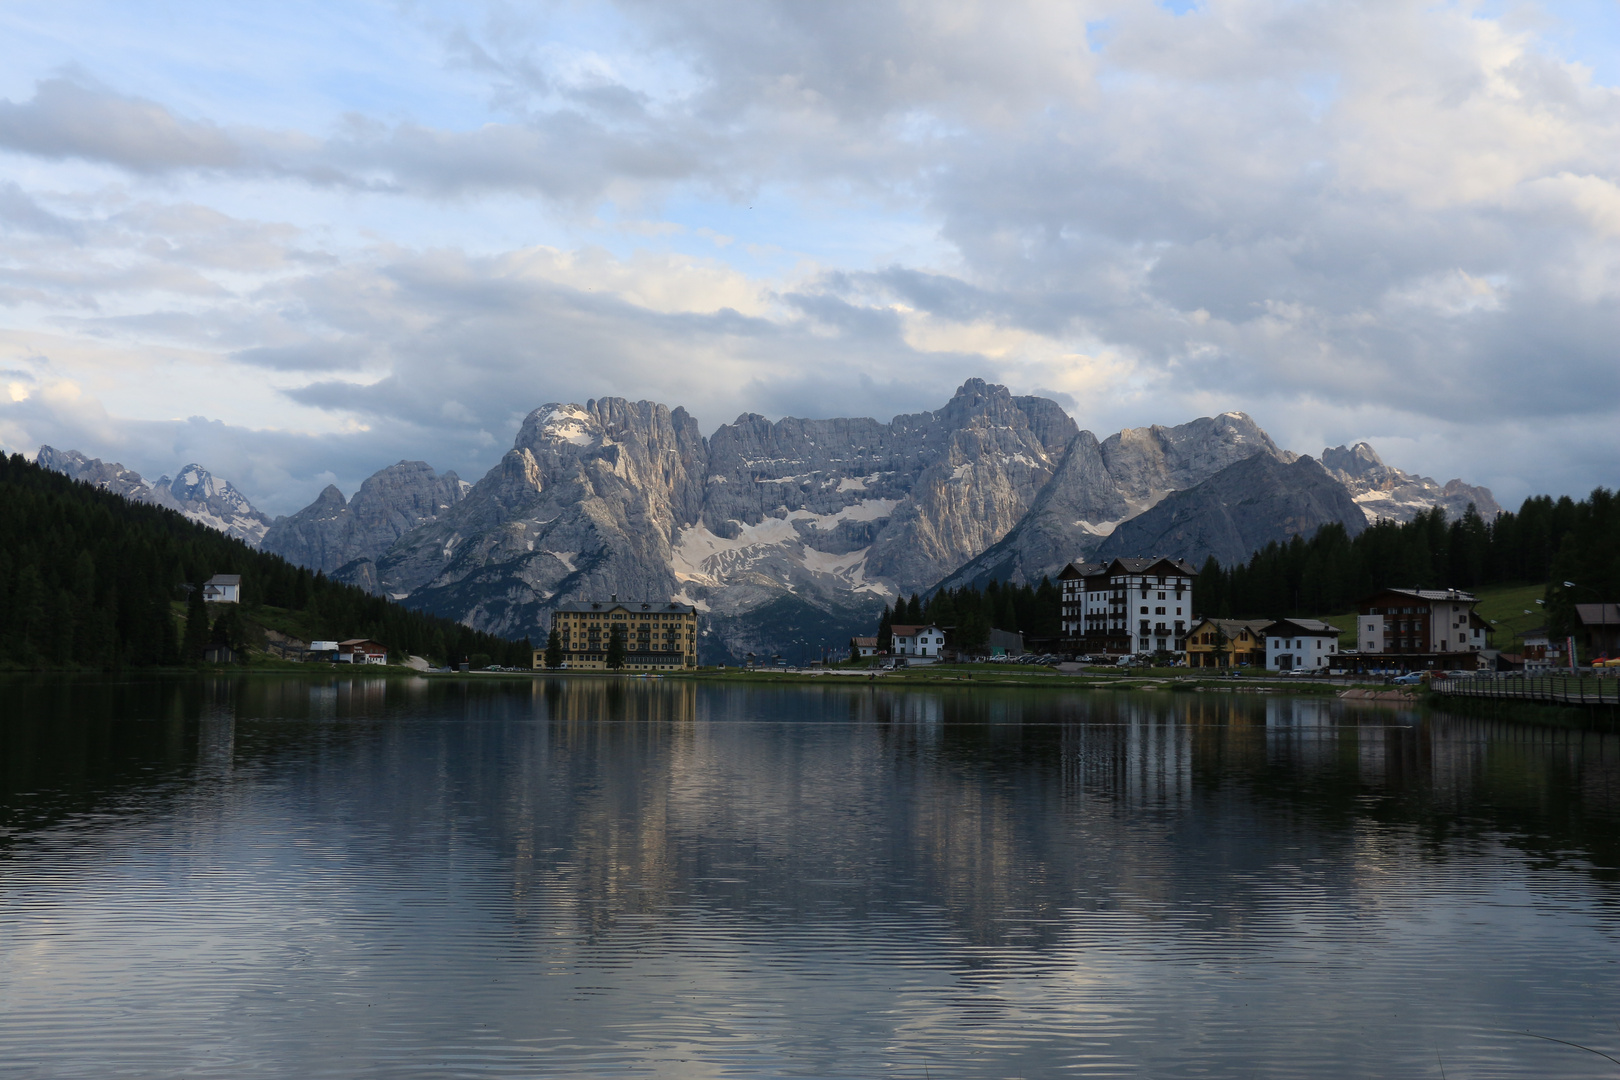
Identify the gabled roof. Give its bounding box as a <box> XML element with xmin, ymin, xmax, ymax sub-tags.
<box><xmin>1267</xmin><ymin>618</ymin><xmax>1341</xmax><ymax>637</ymax></box>
<box><xmin>205</xmin><ymin>574</ymin><xmax>241</xmax><ymax>585</ymax></box>
<box><xmin>1575</xmin><ymin>603</ymin><xmax>1620</xmax><ymax>626</ymax></box>
<box><xmin>890</xmin><ymin>624</ymin><xmax>943</xmax><ymax>636</ymax></box>
<box><xmin>851</xmin><ymin>637</ymin><xmax>878</xmax><ymax>647</ymax></box>
<box><xmin>1187</xmin><ymin>618</ymin><xmax>1274</xmax><ymax>638</ymax></box>
<box><xmin>1360</xmin><ymin>587</ymin><xmax>1478</xmax><ymax>604</ymax></box>
<box><xmin>1074</xmin><ymin>557</ymin><xmax>1198</xmax><ymax>579</ymax></box>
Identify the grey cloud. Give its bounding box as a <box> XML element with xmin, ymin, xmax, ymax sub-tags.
<box><xmin>0</xmin><ymin>78</ymin><xmax>243</xmax><ymax>172</ymax></box>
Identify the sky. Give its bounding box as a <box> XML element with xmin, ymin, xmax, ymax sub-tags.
<box><xmin>0</xmin><ymin>0</ymin><xmax>1617</xmax><ymax>517</ymax></box>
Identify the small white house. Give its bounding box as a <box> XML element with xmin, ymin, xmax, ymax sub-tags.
<box><xmin>891</xmin><ymin>624</ymin><xmax>946</xmax><ymax>662</ymax></box>
<box><xmin>203</xmin><ymin>574</ymin><xmax>241</xmax><ymax>603</ymax></box>
<box><xmin>852</xmin><ymin>636</ymin><xmax>879</xmax><ymax>658</ymax></box>
<box><xmin>1265</xmin><ymin>619</ymin><xmax>1341</xmax><ymax>672</ymax></box>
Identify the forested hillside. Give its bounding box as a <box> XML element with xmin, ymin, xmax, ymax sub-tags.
<box><xmin>1195</xmin><ymin>492</ymin><xmax>1619</xmax><ymax>640</ymax></box>
<box><xmin>0</xmin><ymin>454</ymin><xmax>531</xmax><ymax>669</ymax></box>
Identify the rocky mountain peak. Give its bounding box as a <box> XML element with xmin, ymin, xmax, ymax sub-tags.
<box><xmin>260</xmin><ymin>460</ymin><xmax>471</xmax><ymax>575</ymax></box>
<box><xmin>1322</xmin><ymin>442</ymin><xmax>1385</xmax><ymax>476</ymax></box>
<box><xmin>1321</xmin><ymin>441</ymin><xmax>1499</xmax><ymax>522</ymax></box>
<box><xmin>36</xmin><ymin>445</ymin><xmax>271</xmax><ymax>545</ymax></box>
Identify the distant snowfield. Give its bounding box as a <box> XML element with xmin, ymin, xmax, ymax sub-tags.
<box><xmin>671</xmin><ymin>499</ymin><xmax>899</xmax><ymax>599</ymax></box>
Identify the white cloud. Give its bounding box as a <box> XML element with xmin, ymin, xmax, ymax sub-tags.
<box><xmin>0</xmin><ymin>0</ymin><xmax>1616</xmax><ymax>517</ymax></box>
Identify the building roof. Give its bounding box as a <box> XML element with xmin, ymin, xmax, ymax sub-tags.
<box><xmin>1267</xmin><ymin>618</ymin><xmax>1341</xmax><ymax>637</ymax></box>
<box><xmin>1187</xmin><ymin>618</ymin><xmax>1274</xmax><ymax>638</ymax></box>
<box><xmin>890</xmin><ymin>624</ymin><xmax>943</xmax><ymax>636</ymax></box>
<box><xmin>851</xmin><ymin>637</ymin><xmax>878</xmax><ymax>647</ymax></box>
<box><xmin>205</xmin><ymin>574</ymin><xmax>241</xmax><ymax>585</ymax></box>
<box><xmin>1575</xmin><ymin>603</ymin><xmax>1620</xmax><ymax>626</ymax></box>
<box><xmin>553</xmin><ymin>599</ymin><xmax>698</xmax><ymax>614</ymax></box>
<box><xmin>1361</xmin><ymin>587</ymin><xmax>1479</xmax><ymax>604</ymax></box>
<box><xmin>338</xmin><ymin>639</ymin><xmax>386</xmax><ymax>649</ymax></box>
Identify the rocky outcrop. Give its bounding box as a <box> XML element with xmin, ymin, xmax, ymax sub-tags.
<box><xmin>1095</xmin><ymin>454</ymin><xmax>1367</xmax><ymax>568</ymax></box>
<box><xmin>1322</xmin><ymin>442</ymin><xmax>1500</xmax><ymax>522</ymax></box>
<box><xmin>260</xmin><ymin>461</ymin><xmax>467</xmax><ymax>574</ymax></box>
<box><xmin>36</xmin><ymin>446</ymin><xmax>272</xmax><ymax>545</ymax></box>
<box><xmin>258</xmin><ymin>382</ymin><xmax>1495</xmax><ymax>661</ymax></box>
<box><xmin>355</xmin><ymin>399</ymin><xmax>707</xmax><ymax>636</ymax></box>
<box><xmin>935</xmin><ymin>414</ymin><xmax>1283</xmax><ymax>590</ymax></box>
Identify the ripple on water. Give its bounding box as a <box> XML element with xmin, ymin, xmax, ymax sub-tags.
<box><xmin>1</xmin><ymin>677</ymin><xmax>1618</xmax><ymax>1078</ymax></box>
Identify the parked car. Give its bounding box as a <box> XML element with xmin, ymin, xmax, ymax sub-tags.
<box><xmin>1390</xmin><ymin>672</ymin><xmax>1424</xmax><ymax>685</ymax></box>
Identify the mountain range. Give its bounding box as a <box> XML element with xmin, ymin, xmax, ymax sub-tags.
<box><xmin>33</xmin><ymin>381</ymin><xmax>1501</xmax><ymax>660</ymax></box>
<box><xmin>34</xmin><ymin>446</ymin><xmax>273</xmax><ymax>546</ymax></box>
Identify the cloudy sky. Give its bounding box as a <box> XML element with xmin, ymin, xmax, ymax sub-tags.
<box><xmin>1</xmin><ymin>0</ymin><xmax>1616</xmax><ymax>516</ymax></box>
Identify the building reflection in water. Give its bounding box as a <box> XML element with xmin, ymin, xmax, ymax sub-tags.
<box><xmin>3</xmin><ymin>675</ymin><xmax>1619</xmax><ymax>1077</ymax></box>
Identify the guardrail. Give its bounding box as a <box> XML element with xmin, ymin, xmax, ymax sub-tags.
<box><xmin>1431</xmin><ymin>672</ymin><xmax>1620</xmax><ymax>707</ymax></box>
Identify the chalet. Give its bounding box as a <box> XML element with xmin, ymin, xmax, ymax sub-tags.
<box><xmin>1184</xmin><ymin>618</ymin><xmax>1271</xmax><ymax>668</ymax></box>
<box><xmin>1575</xmin><ymin>603</ymin><xmax>1620</xmax><ymax>659</ymax></box>
<box><xmin>1264</xmin><ymin>619</ymin><xmax>1341</xmax><ymax>672</ymax></box>
<box><xmin>202</xmin><ymin>574</ymin><xmax>241</xmax><ymax>603</ymax></box>
<box><xmin>851</xmin><ymin>636</ymin><xmax>879</xmax><ymax>658</ymax></box>
<box><xmin>541</xmin><ymin>598</ymin><xmax>700</xmax><ymax>670</ymax></box>
<box><xmin>1059</xmin><ymin>557</ymin><xmax>1198</xmax><ymax>656</ymax></box>
<box><xmin>891</xmin><ymin>624</ymin><xmax>946</xmax><ymax>662</ymax></box>
<box><xmin>336</xmin><ymin>639</ymin><xmax>388</xmax><ymax>665</ymax></box>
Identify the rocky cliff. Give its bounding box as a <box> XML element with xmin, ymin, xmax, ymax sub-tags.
<box><xmin>1095</xmin><ymin>454</ymin><xmax>1368</xmax><ymax>568</ymax></box>
<box><xmin>247</xmin><ymin>381</ymin><xmax>1498</xmax><ymax>661</ymax></box>
<box><xmin>36</xmin><ymin>446</ymin><xmax>273</xmax><ymax>545</ymax></box>
<box><xmin>1322</xmin><ymin>442</ymin><xmax>1500</xmax><ymax>522</ymax></box>
<box><xmin>342</xmin><ymin>382</ymin><xmax>1076</xmax><ymax>657</ymax></box>
<box><xmin>260</xmin><ymin>460</ymin><xmax>468</xmax><ymax>574</ymax></box>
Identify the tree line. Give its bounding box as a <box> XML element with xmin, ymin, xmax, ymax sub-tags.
<box><xmin>1194</xmin><ymin>489</ymin><xmax>1619</xmax><ymax>640</ymax></box>
<box><xmin>0</xmin><ymin>453</ymin><xmax>532</xmax><ymax>669</ymax></box>
<box><xmin>874</xmin><ymin>577</ymin><xmax>1061</xmax><ymax>654</ymax></box>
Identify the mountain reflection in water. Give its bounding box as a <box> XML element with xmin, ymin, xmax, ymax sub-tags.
<box><xmin>1</xmin><ymin>675</ymin><xmax>1617</xmax><ymax>1079</ymax></box>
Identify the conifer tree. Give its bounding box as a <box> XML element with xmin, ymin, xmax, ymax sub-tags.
<box><xmin>182</xmin><ymin>583</ymin><xmax>209</xmax><ymax>660</ymax></box>
<box><xmin>606</xmin><ymin>623</ymin><xmax>627</xmax><ymax>669</ymax></box>
<box><xmin>545</xmin><ymin>628</ymin><xmax>564</xmax><ymax>669</ymax></box>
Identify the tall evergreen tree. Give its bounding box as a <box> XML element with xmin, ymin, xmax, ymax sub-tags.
<box><xmin>606</xmin><ymin>624</ymin><xmax>627</xmax><ymax>669</ymax></box>
<box><xmin>544</xmin><ymin>628</ymin><xmax>564</xmax><ymax>670</ymax></box>
<box><xmin>182</xmin><ymin>583</ymin><xmax>209</xmax><ymax>660</ymax></box>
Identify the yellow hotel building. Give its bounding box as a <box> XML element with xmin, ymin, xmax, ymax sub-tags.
<box><xmin>537</xmin><ymin>599</ymin><xmax>700</xmax><ymax>671</ymax></box>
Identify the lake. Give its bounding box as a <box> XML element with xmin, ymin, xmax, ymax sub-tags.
<box><xmin>1</xmin><ymin>675</ymin><xmax>1617</xmax><ymax>1078</ymax></box>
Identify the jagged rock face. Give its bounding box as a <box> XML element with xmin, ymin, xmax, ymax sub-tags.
<box><xmin>281</xmin><ymin>382</ymin><xmax>1493</xmax><ymax>661</ymax></box>
<box><xmin>36</xmin><ymin>446</ymin><xmax>151</xmax><ymax>500</ymax></box>
<box><xmin>1101</xmin><ymin>412</ymin><xmax>1285</xmax><ymax>512</ymax></box>
<box><xmin>935</xmin><ymin>431</ymin><xmax>1128</xmax><ymax>590</ymax></box>
<box><xmin>153</xmin><ymin>464</ymin><xmax>274</xmax><ymax>545</ymax></box>
<box><xmin>36</xmin><ymin>446</ymin><xmax>272</xmax><ymax>545</ymax></box>
<box><xmin>936</xmin><ymin>413</ymin><xmax>1285</xmax><ymax>590</ymax></box>
<box><xmin>1323</xmin><ymin>441</ymin><xmax>1501</xmax><ymax>522</ymax></box>
<box><xmin>261</xmin><ymin>461</ymin><xmax>467</xmax><ymax>575</ymax></box>
<box><xmin>1096</xmin><ymin>454</ymin><xmax>1368</xmax><ymax>569</ymax></box>
<box><xmin>344</xmin><ymin>381</ymin><xmax>1075</xmax><ymax>657</ymax></box>
<box><xmin>357</xmin><ymin>399</ymin><xmax>707</xmax><ymax>637</ymax></box>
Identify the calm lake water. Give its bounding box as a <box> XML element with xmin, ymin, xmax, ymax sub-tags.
<box><xmin>1</xmin><ymin>676</ymin><xmax>1617</xmax><ymax>1079</ymax></box>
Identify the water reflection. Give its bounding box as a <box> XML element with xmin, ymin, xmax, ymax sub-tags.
<box><xmin>1</xmin><ymin>675</ymin><xmax>1617</xmax><ymax>1078</ymax></box>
